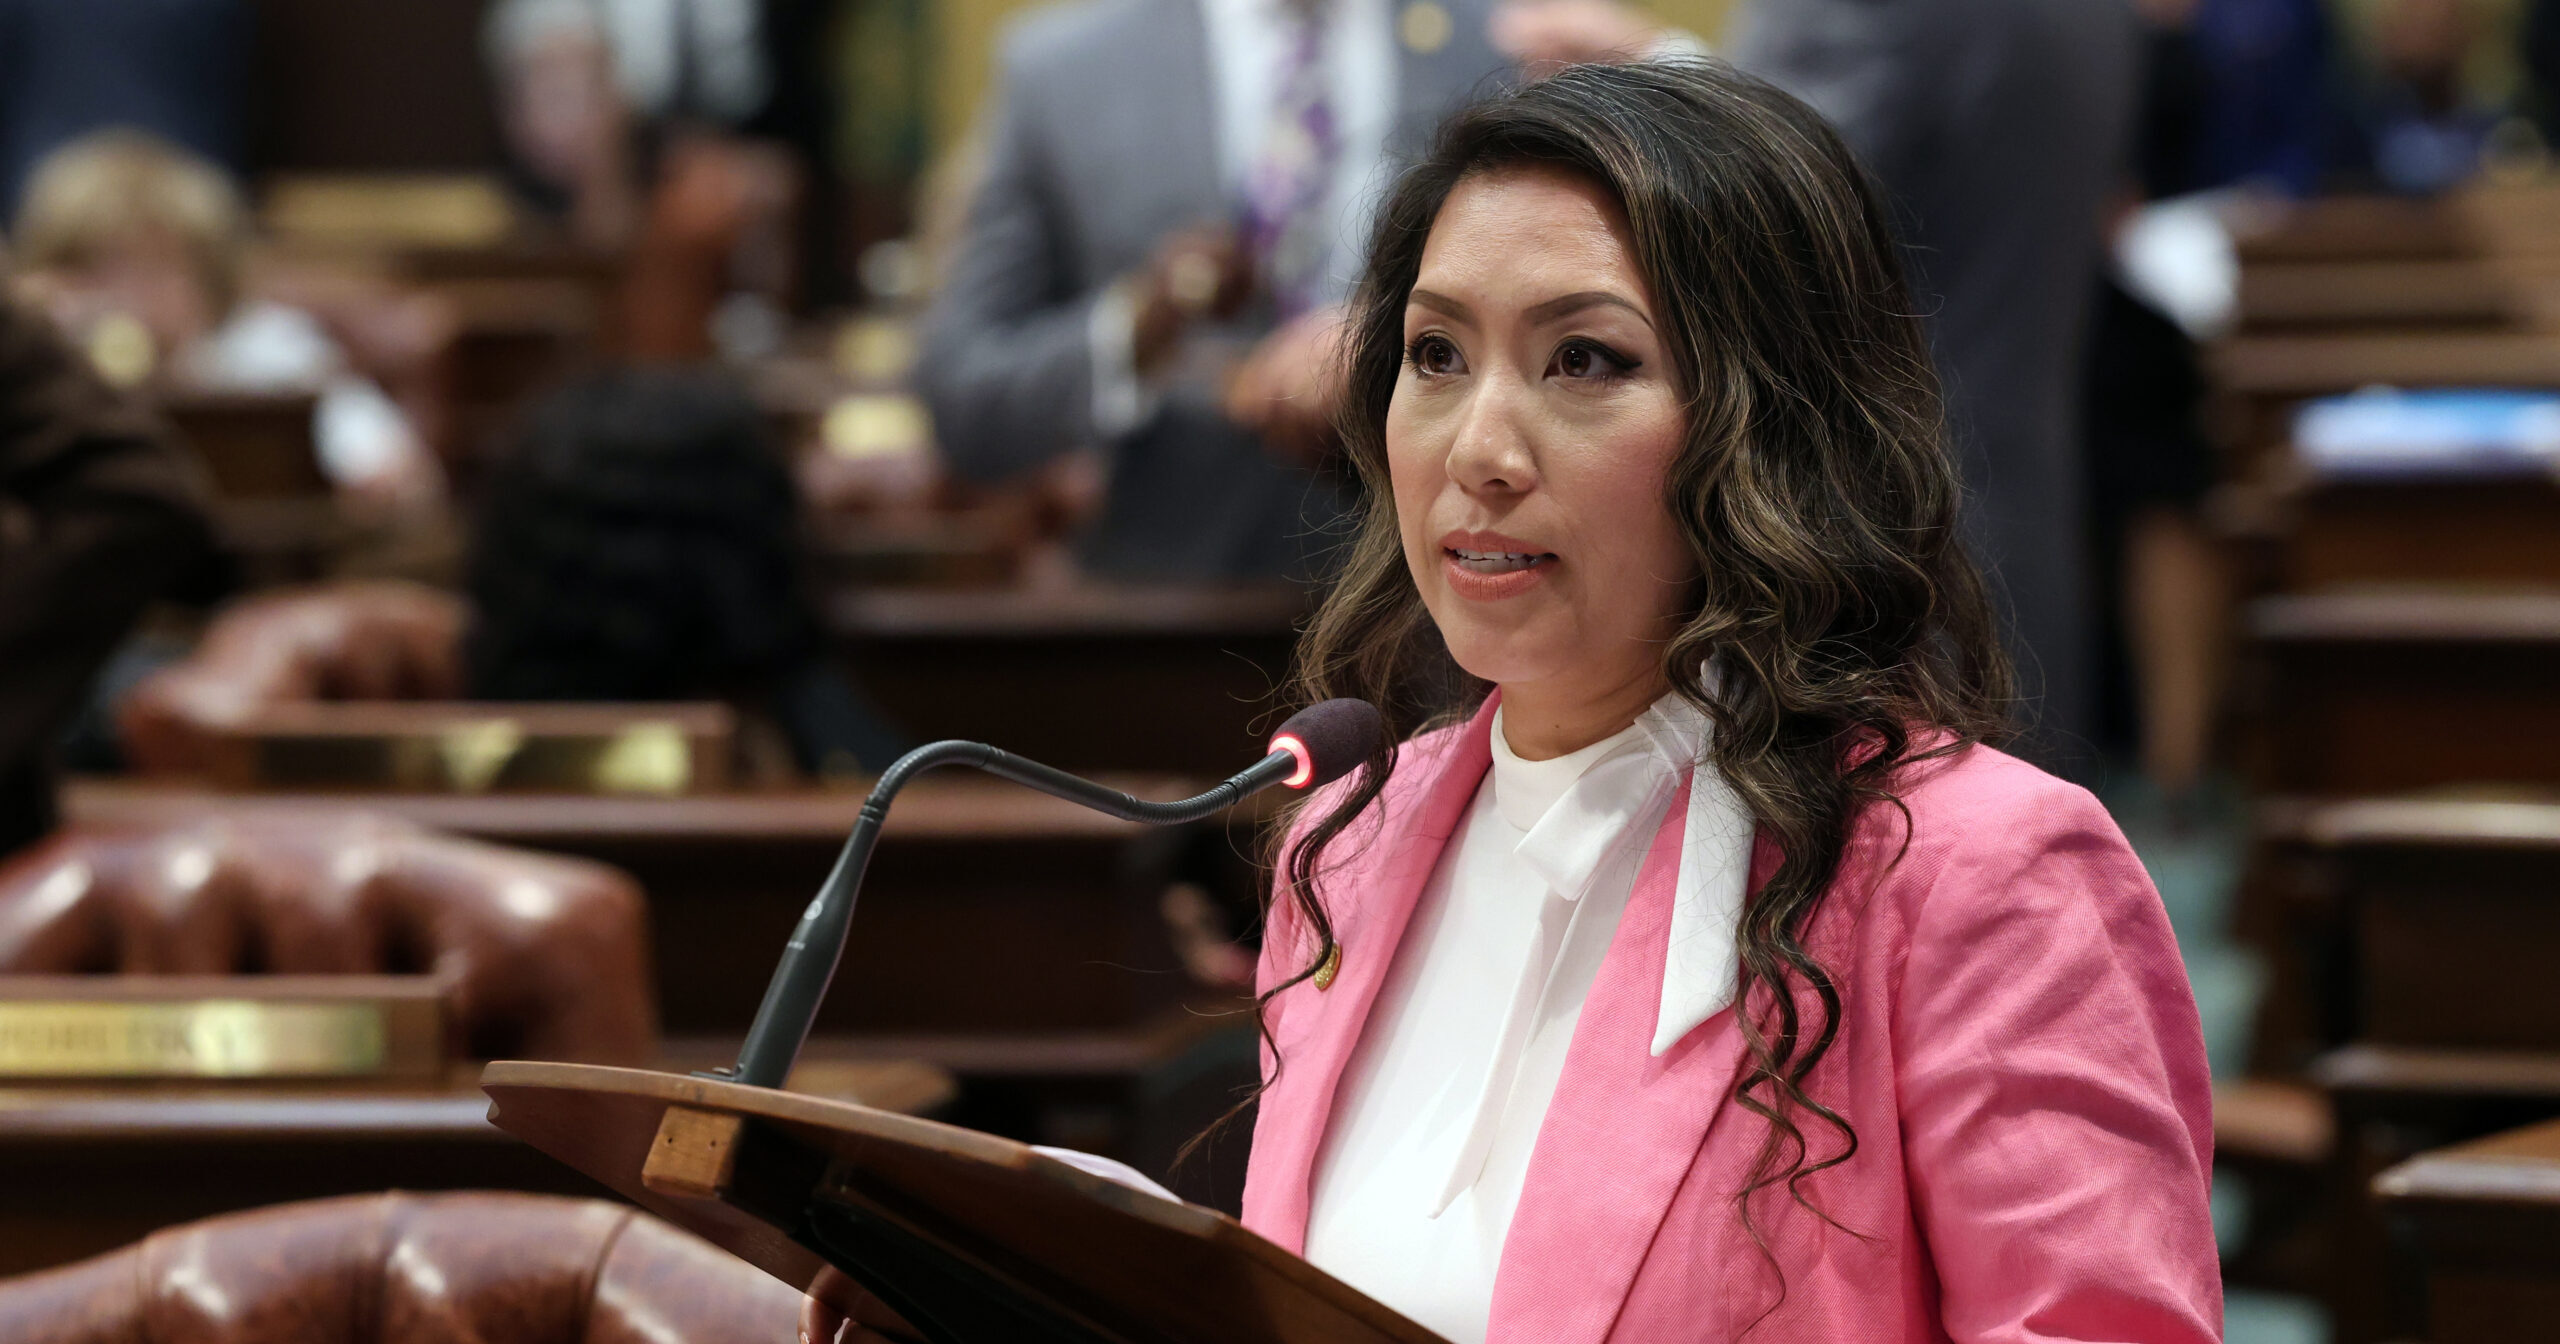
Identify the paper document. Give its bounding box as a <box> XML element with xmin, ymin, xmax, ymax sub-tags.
<box><xmin>1030</xmin><ymin>1145</ymin><xmax>1185</xmax><ymax>1205</ymax></box>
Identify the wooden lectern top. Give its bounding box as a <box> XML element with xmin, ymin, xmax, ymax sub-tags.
<box><xmin>481</xmin><ymin>1060</ymin><xmax>1447</xmax><ymax>1344</ymax></box>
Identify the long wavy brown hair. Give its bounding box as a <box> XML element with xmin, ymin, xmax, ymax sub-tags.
<box><xmin>1257</xmin><ymin>60</ymin><xmax>2012</xmax><ymax>1276</ymax></box>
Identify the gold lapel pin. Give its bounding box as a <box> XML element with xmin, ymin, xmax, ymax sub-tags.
<box><xmin>1399</xmin><ymin>0</ymin><xmax>1453</xmax><ymax>56</ymax></box>
<box><xmin>1312</xmin><ymin>944</ymin><xmax>1343</xmax><ymax>991</ymax></box>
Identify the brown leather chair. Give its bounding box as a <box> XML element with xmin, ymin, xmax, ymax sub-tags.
<box><xmin>119</xmin><ymin>581</ymin><xmax>468</xmax><ymax>776</ymax></box>
<box><xmin>0</xmin><ymin>1191</ymin><xmax>801</xmax><ymax>1344</ymax></box>
<box><xmin>0</xmin><ymin>814</ymin><xmax>654</xmax><ymax>1064</ymax></box>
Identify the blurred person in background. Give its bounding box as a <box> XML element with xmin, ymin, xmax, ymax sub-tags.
<box><xmin>8</xmin><ymin>130</ymin><xmax>442</xmax><ymax>512</ymax></box>
<box><xmin>1727</xmin><ymin>0</ymin><xmax>2141</xmax><ymax>775</ymax></box>
<box><xmin>2075</xmin><ymin>0</ymin><xmax>2353</xmax><ymax>814</ymax></box>
<box><xmin>484</xmin><ymin>0</ymin><xmax>804</xmax><ymax>361</ymax></box>
<box><xmin>2179</xmin><ymin>0</ymin><xmax>2340</xmax><ymax>198</ymax></box>
<box><xmin>467</xmin><ymin>366</ymin><xmax>905</xmax><ymax>780</ymax></box>
<box><xmin>2342</xmin><ymin>0</ymin><xmax>2502</xmax><ymax>194</ymax></box>
<box><xmin>0</xmin><ymin>0</ymin><xmax>247</xmax><ymax>214</ymax></box>
<box><xmin>2081</xmin><ymin>0</ymin><xmax>2234</xmax><ymax>820</ymax></box>
<box><xmin>2528</xmin><ymin>0</ymin><xmax>2560</xmax><ymax>144</ymax></box>
<box><xmin>916</xmin><ymin>0</ymin><xmax>1680</xmax><ymax>582</ymax></box>
<box><xmin>0</xmin><ymin>295</ymin><xmax>209</xmax><ymax>857</ymax></box>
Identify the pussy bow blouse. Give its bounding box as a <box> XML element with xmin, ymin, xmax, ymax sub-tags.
<box><xmin>1303</xmin><ymin>692</ymin><xmax>1752</xmax><ymax>1341</ymax></box>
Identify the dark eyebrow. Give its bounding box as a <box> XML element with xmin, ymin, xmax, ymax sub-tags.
<box><xmin>1407</xmin><ymin>288</ymin><xmax>1474</xmax><ymax>323</ymax></box>
<box><xmin>1524</xmin><ymin>290</ymin><xmax>1653</xmax><ymax>328</ymax></box>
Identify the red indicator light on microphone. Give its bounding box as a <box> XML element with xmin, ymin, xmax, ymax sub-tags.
<box><xmin>1271</xmin><ymin>733</ymin><xmax>1315</xmax><ymax>788</ymax></box>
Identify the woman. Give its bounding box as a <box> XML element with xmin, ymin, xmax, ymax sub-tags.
<box><xmin>809</xmin><ymin>60</ymin><xmax>2219</xmax><ymax>1343</ymax></box>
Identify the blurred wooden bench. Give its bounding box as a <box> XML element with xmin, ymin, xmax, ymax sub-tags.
<box><xmin>59</xmin><ymin>776</ymin><xmax>1259</xmax><ymax>1194</ymax></box>
<box><xmin>2374</xmin><ymin>1115</ymin><xmax>2560</xmax><ymax>1343</ymax></box>
<box><xmin>2210</xmin><ymin>330</ymin><xmax>2560</xmax><ymax>480</ymax></box>
<box><xmin>2242</xmin><ymin>590</ymin><xmax>2560</xmax><ymax>797</ymax></box>
<box><xmin>2216</xmin><ymin>186</ymin><xmax>2560</xmax><ymax>481</ymax></box>
<box><xmin>2305</xmin><ymin>798</ymin><xmax>2560</xmax><ymax>1052</ymax></box>
<box><xmin>2236</xmin><ymin>257</ymin><xmax>2560</xmax><ymax>333</ymax></box>
<box><xmin>159</xmin><ymin>387</ymin><xmax>343</xmax><ymax>586</ymax></box>
<box><xmin>426</xmin><ymin>276</ymin><xmax>604</xmax><ymax>473</ymax></box>
<box><xmin>0</xmin><ymin>1046</ymin><xmax>948</xmax><ymax>1277</ymax></box>
<box><xmin>63</xmin><ymin>775</ymin><xmax>1217</xmax><ymax>1036</ymax></box>
<box><xmin>2235</xmin><ymin>195</ymin><xmax>2475</xmax><ymax>267</ymax></box>
<box><xmin>176</xmin><ymin>701</ymin><xmax>736</xmax><ymax>794</ymax></box>
<box><xmin>2230</xmin><ymin>476</ymin><xmax>2560</xmax><ymax>592</ymax></box>
<box><xmin>2215</xmin><ymin>329</ymin><xmax>2560</xmax><ymax>397</ymax></box>
<box><xmin>162</xmin><ymin>387</ymin><xmax>328</xmax><ymax>499</ymax></box>
<box><xmin>2277</xmin><ymin>800</ymin><xmax>2560</xmax><ymax>1341</ymax></box>
<box><xmin>829</xmin><ymin>581</ymin><xmax>1308</xmax><ymax>779</ymax></box>
<box><xmin>2234</xmin><ymin>186</ymin><xmax>2560</xmax><ymax>268</ymax></box>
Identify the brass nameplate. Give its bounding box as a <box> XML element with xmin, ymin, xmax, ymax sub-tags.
<box><xmin>214</xmin><ymin>703</ymin><xmax>733</xmax><ymax>794</ymax></box>
<box><xmin>0</xmin><ymin>999</ymin><xmax>392</xmax><ymax>1079</ymax></box>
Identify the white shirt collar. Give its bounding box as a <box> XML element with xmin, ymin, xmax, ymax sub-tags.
<box><xmin>1490</xmin><ymin>689</ymin><xmax>1755</xmax><ymax>1058</ymax></box>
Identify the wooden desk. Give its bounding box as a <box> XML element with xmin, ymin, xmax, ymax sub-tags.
<box><xmin>2243</xmin><ymin>589</ymin><xmax>2560</xmax><ymax>795</ymax></box>
<box><xmin>398</xmin><ymin>240</ymin><xmax>622</xmax><ymax>296</ymax></box>
<box><xmin>830</xmin><ymin>582</ymin><xmax>1309</xmax><ymax>777</ymax></box>
<box><xmin>2215</xmin><ymin>330</ymin><xmax>2560</xmax><ymax>397</ymax></box>
<box><xmin>2240</xmin><ymin>476</ymin><xmax>2560</xmax><ymax>591</ymax></box>
<box><xmin>58</xmin><ymin>778</ymin><xmax>1265</xmax><ymax>1193</ymax></box>
<box><xmin>808</xmin><ymin>509</ymin><xmax>1030</xmax><ymax>588</ymax></box>
<box><xmin>2243</xmin><ymin>794</ymin><xmax>2560</xmax><ymax>1078</ymax></box>
<box><xmin>2234</xmin><ymin>186</ymin><xmax>2560</xmax><ymax>264</ymax></box>
<box><xmin>185</xmin><ymin>700</ymin><xmax>737</xmax><ymax>794</ymax></box>
<box><xmin>432</xmin><ymin>277</ymin><xmax>603</xmax><ymax>467</ymax></box>
<box><xmin>0</xmin><ymin>1044</ymin><xmax>947</xmax><ymax>1277</ymax></box>
<box><xmin>2237</xmin><ymin>258</ymin><xmax>2560</xmax><ymax>333</ymax></box>
<box><xmin>2316</xmin><ymin>1046</ymin><xmax>2560</xmax><ymax>1343</ymax></box>
<box><xmin>162</xmin><ymin>388</ymin><xmax>328</xmax><ymax>499</ymax></box>
<box><xmin>2236</xmin><ymin>195</ymin><xmax>2472</xmax><ymax>266</ymax></box>
<box><xmin>62</xmin><ymin>778</ymin><xmax>1221</xmax><ymax>1035</ymax></box>
<box><xmin>2304</xmin><ymin>798</ymin><xmax>2560</xmax><ymax>1050</ymax></box>
<box><xmin>2239</xmin><ymin>796</ymin><xmax>2560</xmax><ymax>1081</ymax></box>
<box><xmin>2375</xmin><ymin>1116</ymin><xmax>2560</xmax><ymax>1343</ymax></box>
<box><xmin>160</xmin><ymin>388</ymin><xmax>344</xmax><ymax>586</ymax></box>
<box><xmin>2209</xmin><ymin>330</ymin><xmax>2560</xmax><ymax>478</ymax></box>
<box><xmin>2299</xmin><ymin>798</ymin><xmax>2560</xmax><ymax>1341</ymax></box>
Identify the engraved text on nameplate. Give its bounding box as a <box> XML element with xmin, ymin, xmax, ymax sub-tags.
<box><xmin>0</xmin><ymin>1000</ymin><xmax>391</xmax><ymax>1078</ymax></box>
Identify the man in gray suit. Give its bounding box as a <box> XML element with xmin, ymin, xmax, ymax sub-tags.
<box><xmin>1730</xmin><ymin>0</ymin><xmax>2139</xmax><ymax>767</ymax></box>
<box><xmin>920</xmin><ymin>0</ymin><xmax>1515</xmax><ymax>580</ymax></box>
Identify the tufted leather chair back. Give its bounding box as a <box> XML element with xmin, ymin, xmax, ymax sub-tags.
<box><xmin>0</xmin><ymin>1191</ymin><xmax>803</xmax><ymax>1344</ymax></box>
<box><xmin>119</xmin><ymin>581</ymin><xmax>468</xmax><ymax>776</ymax></box>
<box><xmin>0</xmin><ymin>815</ymin><xmax>654</xmax><ymax>1064</ymax></box>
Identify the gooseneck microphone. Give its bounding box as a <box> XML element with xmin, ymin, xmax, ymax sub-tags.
<box><xmin>721</xmin><ymin>698</ymin><xmax>1383</xmax><ymax>1088</ymax></box>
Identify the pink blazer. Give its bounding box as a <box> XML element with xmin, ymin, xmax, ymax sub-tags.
<box><xmin>1242</xmin><ymin>700</ymin><xmax>2221</xmax><ymax>1342</ymax></box>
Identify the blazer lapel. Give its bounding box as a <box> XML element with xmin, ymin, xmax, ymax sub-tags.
<box><xmin>1251</xmin><ymin>697</ymin><xmax>1499</xmax><ymax>1254</ymax></box>
<box><xmin>1485</xmin><ymin>790</ymin><xmax>1780</xmax><ymax>1344</ymax></box>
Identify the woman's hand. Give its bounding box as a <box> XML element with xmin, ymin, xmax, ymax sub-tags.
<box><xmin>798</xmin><ymin>1265</ymin><xmax>926</xmax><ymax>1344</ymax></box>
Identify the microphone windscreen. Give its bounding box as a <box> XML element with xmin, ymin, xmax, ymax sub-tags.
<box><xmin>1269</xmin><ymin>698</ymin><xmax>1384</xmax><ymax>790</ymax></box>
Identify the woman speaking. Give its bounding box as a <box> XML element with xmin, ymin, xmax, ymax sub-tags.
<box><xmin>815</xmin><ymin>59</ymin><xmax>2219</xmax><ymax>1344</ymax></box>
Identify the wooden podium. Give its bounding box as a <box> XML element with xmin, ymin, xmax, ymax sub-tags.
<box><xmin>481</xmin><ymin>1061</ymin><xmax>1445</xmax><ymax>1344</ymax></box>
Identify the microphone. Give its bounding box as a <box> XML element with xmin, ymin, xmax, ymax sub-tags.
<box><xmin>721</xmin><ymin>698</ymin><xmax>1383</xmax><ymax>1088</ymax></box>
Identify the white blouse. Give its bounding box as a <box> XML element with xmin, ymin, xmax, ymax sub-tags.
<box><xmin>1299</xmin><ymin>692</ymin><xmax>1757</xmax><ymax>1343</ymax></box>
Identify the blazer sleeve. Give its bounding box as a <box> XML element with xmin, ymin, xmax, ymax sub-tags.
<box><xmin>1890</xmin><ymin>782</ymin><xmax>2222</xmax><ymax>1343</ymax></box>
<box><xmin>915</xmin><ymin>24</ymin><xmax>1108</xmax><ymax>486</ymax></box>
